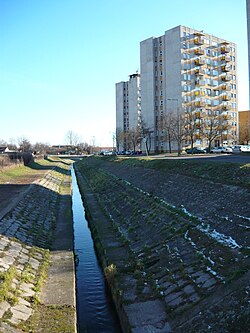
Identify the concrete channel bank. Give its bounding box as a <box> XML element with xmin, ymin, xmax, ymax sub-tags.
<box><xmin>0</xmin><ymin>159</ymin><xmax>76</xmax><ymax>332</ymax></box>
<box><xmin>74</xmin><ymin>156</ymin><xmax>250</xmax><ymax>333</ymax></box>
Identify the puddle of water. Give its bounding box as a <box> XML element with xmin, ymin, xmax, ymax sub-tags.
<box><xmin>71</xmin><ymin>166</ymin><xmax>122</xmax><ymax>333</ymax></box>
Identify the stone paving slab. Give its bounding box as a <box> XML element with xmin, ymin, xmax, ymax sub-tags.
<box><xmin>0</xmin><ymin>162</ymin><xmax>76</xmax><ymax>332</ymax></box>
<box><xmin>124</xmin><ymin>300</ymin><xmax>171</xmax><ymax>332</ymax></box>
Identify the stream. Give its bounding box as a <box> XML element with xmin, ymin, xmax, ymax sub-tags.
<box><xmin>71</xmin><ymin>165</ymin><xmax>123</xmax><ymax>333</ymax></box>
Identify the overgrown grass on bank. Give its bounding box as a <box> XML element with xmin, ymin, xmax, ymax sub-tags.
<box><xmin>0</xmin><ymin>158</ymin><xmax>72</xmax><ymax>184</ymax></box>
<box><xmin>102</xmin><ymin>156</ymin><xmax>250</xmax><ymax>188</ymax></box>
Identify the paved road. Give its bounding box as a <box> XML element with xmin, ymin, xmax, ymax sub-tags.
<box><xmin>188</xmin><ymin>153</ymin><xmax>250</xmax><ymax>163</ymax></box>
<box><xmin>147</xmin><ymin>153</ymin><xmax>250</xmax><ymax>164</ymax></box>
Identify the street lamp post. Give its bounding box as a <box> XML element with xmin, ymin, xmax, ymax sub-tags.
<box><xmin>167</xmin><ymin>98</ymin><xmax>181</xmax><ymax>156</ymax></box>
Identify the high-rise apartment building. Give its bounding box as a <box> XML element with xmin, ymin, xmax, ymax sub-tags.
<box><xmin>140</xmin><ymin>25</ymin><xmax>238</xmax><ymax>152</ymax></box>
<box><xmin>116</xmin><ymin>73</ymin><xmax>141</xmax><ymax>150</ymax></box>
<box><xmin>247</xmin><ymin>0</ymin><xmax>250</xmax><ymax>105</ymax></box>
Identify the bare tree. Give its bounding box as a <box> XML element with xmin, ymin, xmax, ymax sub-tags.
<box><xmin>0</xmin><ymin>139</ymin><xmax>7</xmax><ymax>146</ymax></box>
<box><xmin>126</xmin><ymin>127</ymin><xmax>141</xmax><ymax>152</ymax></box>
<box><xmin>183</xmin><ymin>111</ymin><xmax>199</xmax><ymax>152</ymax></box>
<box><xmin>65</xmin><ymin>130</ymin><xmax>79</xmax><ymax>146</ymax></box>
<box><xmin>18</xmin><ymin>137</ymin><xmax>32</xmax><ymax>152</ymax></box>
<box><xmin>33</xmin><ymin>142</ymin><xmax>49</xmax><ymax>155</ymax></box>
<box><xmin>140</xmin><ymin>119</ymin><xmax>153</xmax><ymax>156</ymax></box>
<box><xmin>239</xmin><ymin>123</ymin><xmax>250</xmax><ymax>144</ymax></box>
<box><xmin>8</xmin><ymin>138</ymin><xmax>17</xmax><ymax>150</ymax></box>
<box><xmin>170</xmin><ymin>112</ymin><xmax>186</xmax><ymax>156</ymax></box>
<box><xmin>158</xmin><ymin>112</ymin><xmax>176</xmax><ymax>153</ymax></box>
<box><xmin>200</xmin><ymin>109</ymin><xmax>232</xmax><ymax>151</ymax></box>
<box><xmin>115</xmin><ymin>127</ymin><xmax>124</xmax><ymax>152</ymax></box>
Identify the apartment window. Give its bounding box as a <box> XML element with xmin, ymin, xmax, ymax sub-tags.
<box><xmin>183</xmin><ymin>52</ymin><xmax>187</xmax><ymax>59</ymax></box>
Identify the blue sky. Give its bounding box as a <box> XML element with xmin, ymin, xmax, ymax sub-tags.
<box><xmin>0</xmin><ymin>0</ymin><xmax>248</xmax><ymax>146</ymax></box>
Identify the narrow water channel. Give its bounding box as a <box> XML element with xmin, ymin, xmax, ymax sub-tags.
<box><xmin>71</xmin><ymin>166</ymin><xmax>123</xmax><ymax>333</ymax></box>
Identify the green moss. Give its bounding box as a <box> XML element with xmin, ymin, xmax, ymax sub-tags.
<box><xmin>18</xmin><ymin>304</ymin><xmax>76</xmax><ymax>333</ymax></box>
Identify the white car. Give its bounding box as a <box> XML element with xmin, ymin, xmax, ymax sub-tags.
<box><xmin>210</xmin><ymin>146</ymin><xmax>233</xmax><ymax>154</ymax></box>
<box><xmin>233</xmin><ymin>145</ymin><xmax>250</xmax><ymax>153</ymax></box>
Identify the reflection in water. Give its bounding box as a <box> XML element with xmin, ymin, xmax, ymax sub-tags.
<box><xmin>71</xmin><ymin>166</ymin><xmax>122</xmax><ymax>333</ymax></box>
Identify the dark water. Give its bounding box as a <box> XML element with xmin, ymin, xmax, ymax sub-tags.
<box><xmin>71</xmin><ymin>166</ymin><xmax>123</xmax><ymax>333</ymax></box>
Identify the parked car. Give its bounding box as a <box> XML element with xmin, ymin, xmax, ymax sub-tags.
<box><xmin>185</xmin><ymin>147</ymin><xmax>206</xmax><ymax>154</ymax></box>
<box><xmin>232</xmin><ymin>145</ymin><xmax>250</xmax><ymax>153</ymax></box>
<box><xmin>210</xmin><ymin>146</ymin><xmax>233</xmax><ymax>154</ymax></box>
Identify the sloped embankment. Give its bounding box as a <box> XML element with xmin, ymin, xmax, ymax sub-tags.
<box><xmin>74</xmin><ymin>157</ymin><xmax>249</xmax><ymax>333</ymax></box>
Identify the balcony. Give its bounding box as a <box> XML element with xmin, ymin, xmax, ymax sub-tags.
<box><xmin>195</xmin><ymin>79</ymin><xmax>205</xmax><ymax>86</ymax></box>
<box><xmin>221</xmin><ymin>46</ymin><xmax>230</xmax><ymax>54</ymax></box>
<box><xmin>221</xmin><ymin>113</ymin><xmax>231</xmax><ymax>120</ymax></box>
<box><xmin>194</xmin><ymin>58</ymin><xmax>205</xmax><ymax>66</ymax></box>
<box><xmin>194</xmin><ymin>48</ymin><xmax>204</xmax><ymax>55</ymax></box>
<box><xmin>221</xmin><ymin>84</ymin><xmax>231</xmax><ymax>91</ymax></box>
<box><xmin>194</xmin><ymin>36</ymin><xmax>205</xmax><ymax>45</ymax></box>
<box><xmin>194</xmin><ymin>68</ymin><xmax>206</xmax><ymax>76</ymax></box>
<box><xmin>222</xmin><ymin>103</ymin><xmax>231</xmax><ymax>110</ymax></box>
<box><xmin>222</xmin><ymin>93</ymin><xmax>231</xmax><ymax>101</ymax></box>
<box><xmin>221</xmin><ymin>74</ymin><xmax>231</xmax><ymax>82</ymax></box>
<box><xmin>194</xmin><ymin>89</ymin><xmax>205</xmax><ymax>96</ymax></box>
<box><xmin>195</xmin><ymin>100</ymin><xmax>205</xmax><ymax>107</ymax></box>
<box><xmin>221</xmin><ymin>65</ymin><xmax>231</xmax><ymax>72</ymax></box>
<box><xmin>221</xmin><ymin>55</ymin><xmax>231</xmax><ymax>62</ymax></box>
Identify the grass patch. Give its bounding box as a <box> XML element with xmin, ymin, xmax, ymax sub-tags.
<box><xmin>0</xmin><ymin>267</ymin><xmax>18</xmax><ymax>303</ymax></box>
<box><xmin>18</xmin><ymin>303</ymin><xmax>76</xmax><ymax>333</ymax></box>
<box><xmin>111</xmin><ymin>156</ymin><xmax>250</xmax><ymax>188</ymax></box>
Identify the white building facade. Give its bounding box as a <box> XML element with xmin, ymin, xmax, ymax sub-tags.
<box><xmin>116</xmin><ymin>73</ymin><xmax>141</xmax><ymax>151</ymax></box>
<box><xmin>140</xmin><ymin>25</ymin><xmax>238</xmax><ymax>152</ymax></box>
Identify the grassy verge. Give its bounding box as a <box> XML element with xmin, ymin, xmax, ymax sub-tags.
<box><xmin>104</xmin><ymin>155</ymin><xmax>250</xmax><ymax>188</ymax></box>
<box><xmin>18</xmin><ymin>304</ymin><xmax>75</xmax><ymax>333</ymax></box>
